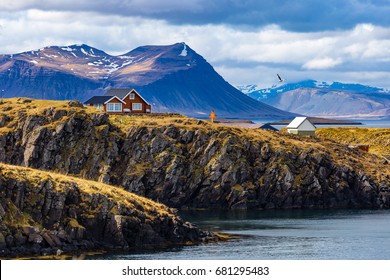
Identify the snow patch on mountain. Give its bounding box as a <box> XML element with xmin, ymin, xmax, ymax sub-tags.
<box><xmin>179</xmin><ymin>43</ymin><xmax>187</xmax><ymax>57</ymax></box>
<box><xmin>61</xmin><ymin>47</ymin><xmax>73</xmax><ymax>52</ymax></box>
<box><xmin>236</xmin><ymin>84</ymin><xmax>261</xmax><ymax>94</ymax></box>
<box><xmin>240</xmin><ymin>80</ymin><xmax>390</xmax><ymax>118</ymax></box>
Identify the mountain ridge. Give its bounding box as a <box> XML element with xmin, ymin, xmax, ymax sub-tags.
<box><xmin>0</xmin><ymin>43</ymin><xmax>295</xmax><ymax>119</ymax></box>
<box><xmin>239</xmin><ymin>80</ymin><xmax>390</xmax><ymax>119</ymax></box>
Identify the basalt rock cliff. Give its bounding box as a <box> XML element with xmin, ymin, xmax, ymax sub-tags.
<box><xmin>1</xmin><ymin>98</ymin><xmax>389</xmax><ymax>212</ymax></box>
<box><xmin>0</xmin><ymin>163</ymin><xmax>214</xmax><ymax>258</ymax></box>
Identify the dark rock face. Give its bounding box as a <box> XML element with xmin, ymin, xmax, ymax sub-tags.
<box><xmin>0</xmin><ymin>108</ymin><xmax>389</xmax><ymax>211</ymax></box>
<box><xmin>0</xmin><ymin>171</ymin><xmax>213</xmax><ymax>258</ymax></box>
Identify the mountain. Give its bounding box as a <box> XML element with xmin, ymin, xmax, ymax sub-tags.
<box><xmin>0</xmin><ymin>43</ymin><xmax>294</xmax><ymax>119</ymax></box>
<box><xmin>240</xmin><ymin>80</ymin><xmax>390</xmax><ymax>119</ymax></box>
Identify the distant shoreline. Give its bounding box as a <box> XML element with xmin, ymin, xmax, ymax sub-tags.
<box><xmin>210</xmin><ymin>117</ymin><xmax>363</xmax><ymax>126</ymax></box>
<box><xmin>268</xmin><ymin>117</ymin><xmax>363</xmax><ymax>125</ymax></box>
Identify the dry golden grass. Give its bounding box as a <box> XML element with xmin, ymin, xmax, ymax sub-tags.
<box><xmin>1</xmin><ymin>97</ymin><xmax>388</xmax><ymax>183</ymax></box>
<box><xmin>109</xmin><ymin>113</ymin><xmax>390</xmax><ymax>178</ymax></box>
<box><xmin>0</xmin><ymin>162</ymin><xmax>173</xmax><ymax>219</ymax></box>
<box><xmin>0</xmin><ymin>98</ymin><xmax>98</xmax><ymax>133</ymax></box>
<box><xmin>317</xmin><ymin>127</ymin><xmax>390</xmax><ymax>157</ymax></box>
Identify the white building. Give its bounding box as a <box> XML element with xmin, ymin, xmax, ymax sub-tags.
<box><xmin>286</xmin><ymin>117</ymin><xmax>316</xmax><ymax>136</ymax></box>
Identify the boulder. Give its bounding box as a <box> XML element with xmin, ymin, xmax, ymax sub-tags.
<box><xmin>28</xmin><ymin>233</ymin><xmax>44</xmax><ymax>244</ymax></box>
<box><xmin>13</xmin><ymin>232</ymin><xmax>27</xmax><ymax>246</ymax></box>
<box><xmin>41</xmin><ymin>232</ymin><xmax>56</xmax><ymax>248</ymax></box>
<box><xmin>22</xmin><ymin>226</ymin><xmax>40</xmax><ymax>236</ymax></box>
<box><xmin>67</xmin><ymin>100</ymin><xmax>84</xmax><ymax>108</ymax></box>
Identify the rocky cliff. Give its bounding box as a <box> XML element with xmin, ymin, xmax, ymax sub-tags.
<box><xmin>1</xmin><ymin>98</ymin><xmax>389</xmax><ymax>212</ymax></box>
<box><xmin>0</xmin><ymin>162</ymin><xmax>214</xmax><ymax>258</ymax></box>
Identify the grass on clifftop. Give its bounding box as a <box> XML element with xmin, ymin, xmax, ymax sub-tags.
<box><xmin>0</xmin><ymin>162</ymin><xmax>173</xmax><ymax>220</ymax></box>
<box><xmin>0</xmin><ymin>98</ymin><xmax>96</xmax><ymax>133</ymax></box>
<box><xmin>317</xmin><ymin>127</ymin><xmax>390</xmax><ymax>158</ymax></box>
<box><xmin>1</xmin><ymin>98</ymin><xmax>389</xmax><ymax>181</ymax></box>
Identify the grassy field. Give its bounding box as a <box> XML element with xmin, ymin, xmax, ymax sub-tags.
<box><xmin>0</xmin><ymin>98</ymin><xmax>97</xmax><ymax>133</ymax></box>
<box><xmin>317</xmin><ymin>127</ymin><xmax>390</xmax><ymax>158</ymax></box>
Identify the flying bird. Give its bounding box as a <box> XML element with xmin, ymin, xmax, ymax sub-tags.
<box><xmin>277</xmin><ymin>74</ymin><xmax>284</xmax><ymax>82</ymax></box>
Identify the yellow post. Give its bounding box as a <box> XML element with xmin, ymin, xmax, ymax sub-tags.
<box><xmin>209</xmin><ymin>110</ymin><xmax>216</xmax><ymax>123</ymax></box>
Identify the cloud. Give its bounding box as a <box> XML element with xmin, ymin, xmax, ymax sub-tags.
<box><xmin>303</xmin><ymin>57</ymin><xmax>343</xmax><ymax>70</ymax></box>
<box><xmin>1</xmin><ymin>8</ymin><xmax>390</xmax><ymax>88</ymax></box>
<box><xmin>1</xmin><ymin>0</ymin><xmax>390</xmax><ymax>32</ymax></box>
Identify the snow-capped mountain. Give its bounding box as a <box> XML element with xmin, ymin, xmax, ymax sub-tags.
<box><xmin>0</xmin><ymin>43</ymin><xmax>295</xmax><ymax>118</ymax></box>
<box><xmin>238</xmin><ymin>80</ymin><xmax>390</xmax><ymax>119</ymax></box>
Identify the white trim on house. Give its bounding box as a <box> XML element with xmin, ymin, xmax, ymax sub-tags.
<box><xmin>122</xmin><ymin>89</ymin><xmax>151</xmax><ymax>105</ymax></box>
<box><xmin>132</xmin><ymin>103</ymin><xmax>143</xmax><ymax>110</ymax></box>
<box><xmin>94</xmin><ymin>104</ymin><xmax>103</xmax><ymax>110</ymax></box>
<box><xmin>103</xmin><ymin>96</ymin><xmax>126</xmax><ymax>105</ymax></box>
<box><xmin>106</xmin><ymin>103</ymin><xmax>122</xmax><ymax>112</ymax></box>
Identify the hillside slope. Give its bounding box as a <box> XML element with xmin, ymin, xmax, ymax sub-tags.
<box><xmin>0</xmin><ymin>162</ymin><xmax>214</xmax><ymax>258</ymax></box>
<box><xmin>1</xmin><ymin>98</ymin><xmax>389</xmax><ymax>211</ymax></box>
<box><xmin>242</xmin><ymin>80</ymin><xmax>390</xmax><ymax>118</ymax></box>
<box><xmin>0</xmin><ymin>43</ymin><xmax>295</xmax><ymax>118</ymax></box>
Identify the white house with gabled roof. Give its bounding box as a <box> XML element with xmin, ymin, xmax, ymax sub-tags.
<box><xmin>286</xmin><ymin>117</ymin><xmax>316</xmax><ymax>136</ymax></box>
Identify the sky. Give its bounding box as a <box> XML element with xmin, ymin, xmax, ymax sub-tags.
<box><xmin>1</xmin><ymin>0</ymin><xmax>390</xmax><ymax>89</ymax></box>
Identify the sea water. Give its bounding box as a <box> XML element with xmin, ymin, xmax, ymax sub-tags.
<box><xmin>91</xmin><ymin>209</ymin><xmax>390</xmax><ymax>260</ymax></box>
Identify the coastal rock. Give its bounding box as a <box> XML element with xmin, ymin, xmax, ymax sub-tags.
<box><xmin>28</xmin><ymin>234</ymin><xmax>43</xmax><ymax>244</ymax></box>
<box><xmin>0</xmin><ymin>233</ymin><xmax>6</xmax><ymax>248</ymax></box>
<box><xmin>13</xmin><ymin>232</ymin><xmax>27</xmax><ymax>246</ymax></box>
<box><xmin>0</xmin><ymin>163</ymin><xmax>216</xmax><ymax>258</ymax></box>
<box><xmin>0</xmin><ymin>104</ymin><xmax>389</xmax><ymax>212</ymax></box>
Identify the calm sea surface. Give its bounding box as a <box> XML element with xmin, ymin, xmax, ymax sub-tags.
<box><xmin>89</xmin><ymin>121</ymin><xmax>389</xmax><ymax>260</ymax></box>
<box><xmin>91</xmin><ymin>209</ymin><xmax>390</xmax><ymax>260</ymax></box>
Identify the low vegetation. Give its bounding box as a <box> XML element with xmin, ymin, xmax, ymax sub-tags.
<box><xmin>0</xmin><ymin>98</ymin><xmax>96</xmax><ymax>133</ymax></box>
<box><xmin>0</xmin><ymin>97</ymin><xmax>389</xmax><ymax>211</ymax></box>
<box><xmin>317</xmin><ymin>127</ymin><xmax>390</xmax><ymax>158</ymax></box>
<box><xmin>0</xmin><ymin>162</ymin><xmax>173</xmax><ymax>224</ymax></box>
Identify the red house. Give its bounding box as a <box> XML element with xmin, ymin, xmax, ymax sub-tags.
<box><xmin>84</xmin><ymin>88</ymin><xmax>151</xmax><ymax>113</ymax></box>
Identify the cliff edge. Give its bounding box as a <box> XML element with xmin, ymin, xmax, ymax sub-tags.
<box><xmin>0</xmin><ymin>98</ymin><xmax>389</xmax><ymax>212</ymax></box>
<box><xmin>0</xmin><ymin>162</ymin><xmax>214</xmax><ymax>258</ymax></box>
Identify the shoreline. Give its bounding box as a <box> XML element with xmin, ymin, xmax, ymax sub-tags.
<box><xmin>1</xmin><ymin>231</ymin><xmax>233</xmax><ymax>260</ymax></box>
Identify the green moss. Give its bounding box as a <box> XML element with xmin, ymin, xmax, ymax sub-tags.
<box><xmin>3</xmin><ymin>202</ymin><xmax>35</xmax><ymax>228</ymax></box>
